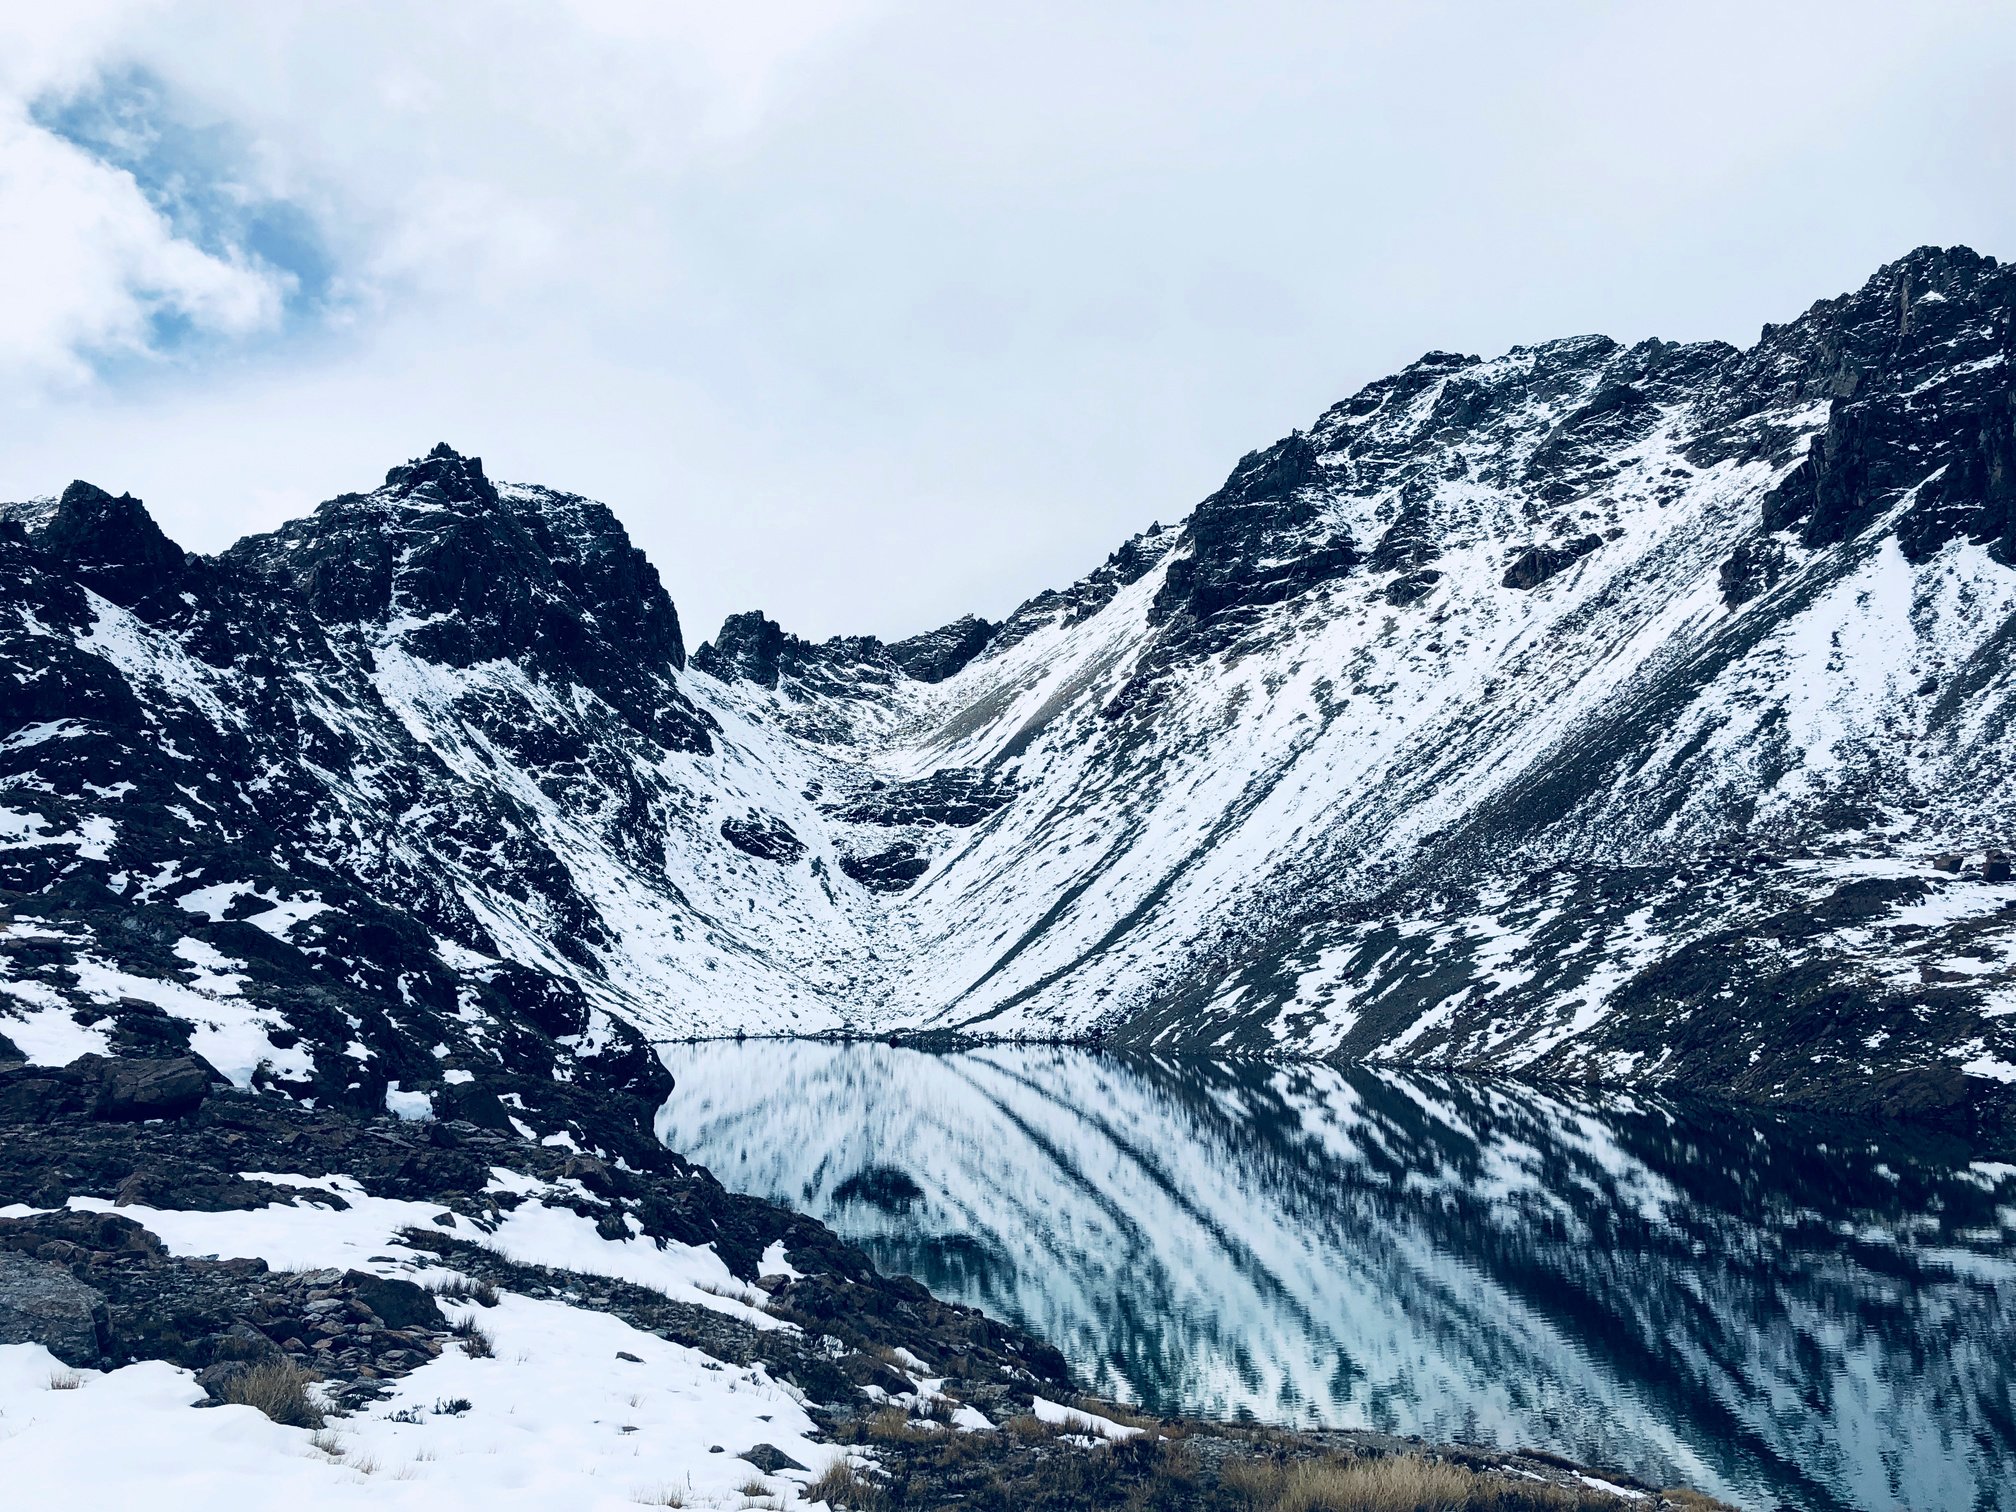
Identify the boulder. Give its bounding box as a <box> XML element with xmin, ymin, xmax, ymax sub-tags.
<box><xmin>0</xmin><ymin>1251</ymin><xmax>111</xmax><ymax>1367</ymax></box>
<box><xmin>739</xmin><ymin>1443</ymin><xmax>809</xmax><ymax>1474</ymax></box>
<box><xmin>1984</xmin><ymin>850</ymin><xmax>2012</xmax><ymax>883</ymax></box>
<box><xmin>0</xmin><ymin>1210</ymin><xmax>166</xmax><ymax>1260</ymax></box>
<box><xmin>0</xmin><ymin>1066</ymin><xmax>85</xmax><ymax>1122</ymax></box>
<box><xmin>113</xmin><ymin>1168</ymin><xmax>287</xmax><ymax>1212</ymax></box>
<box><xmin>559</xmin><ymin>1154</ymin><xmax>618</xmax><ymax>1198</ymax></box>
<box><xmin>1384</xmin><ymin>568</ymin><xmax>1442</xmax><ymax>606</ymax></box>
<box><xmin>720</xmin><ymin>813</ymin><xmax>807</xmax><ymax>865</ymax></box>
<box><xmin>436</xmin><ymin>1079</ymin><xmax>514</xmax><ymax>1131</ymax></box>
<box><xmin>1932</xmin><ymin>852</ymin><xmax>1964</xmax><ymax>873</ymax></box>
<box><xmin>83</xmin><ymin>1055</ymin><xmax>210</xmax><ymax>1121</ymax></box>
<box><xmin>342</xmin><ymin>1269</ymin><xmax>444</xmax><ymax>1330</ymax></box>
<box><xmin>837</xmin><ymin>842</ymin><xmax>930</xmax><ymax>893</ymax></box>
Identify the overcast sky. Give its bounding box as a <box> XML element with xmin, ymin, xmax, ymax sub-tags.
<box><xmin>2</xmin><ymin>2</ymin><xmax>2013</xmax><ymax>644</ymax></box>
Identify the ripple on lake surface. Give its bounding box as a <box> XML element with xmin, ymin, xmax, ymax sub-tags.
<box><xmin>658</xmin><ymin>1042</ymin><xmax>2016</xmax><ymax>1512</ymax></box>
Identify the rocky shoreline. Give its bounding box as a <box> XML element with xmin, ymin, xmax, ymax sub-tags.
<box><xmin>0</xmin><ymin>1052</ymin><xmax>1734</xmax><ymax>1510</ymax></box>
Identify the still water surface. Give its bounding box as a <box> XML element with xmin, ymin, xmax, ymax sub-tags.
<box><xmin>658</xmin><ymin>1042</ymin><xmax>2016</xmax><ymax>1512</ymax></box>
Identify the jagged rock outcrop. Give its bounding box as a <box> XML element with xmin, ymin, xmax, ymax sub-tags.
<box><xmin>720</xmin><ymin>813</ymin><xmax>808</xmax><ymax>864</ymax></box>
<box><xmin>1501</xmin><ymin>532</ymin><xmax>1602</xmax><ymax>589</ymax></box>
<box><xmin>1149</xmin><ymin>432</ymin><xmax>1362</xmax><ymax>645</ymax></box>
<box><xmin>693</xmin><ymin>610</ymin><xmax>998</xmax><ymax>693</ymax></box>
<box><xmin>826</xmin><ymin>769</ymin><xmax>1015</xmax><ymax>829</ymax></box>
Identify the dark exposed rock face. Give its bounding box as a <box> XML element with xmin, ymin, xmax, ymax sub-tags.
<box><xmin>721</xmin><ymin>813</ymin><xmax>807</xmax><ymax>864</ymax></box>
<box><xmin>0</xmin><ymin>1057</ymin><xmax>214</xmax><ymax>1124</ymax></box>
<box><xmin>0</xmin><ymin>1250</ymin><xmax>111</xmax><ymax>1367</ymax></box>
<box><xmin>838</xmin><ymin>843</ymin><xmax>930</xmax><ymax>893</ymax></box>
<box><xmin>1745</xmin><ymin>248</ymin><xmax>2016</xmax><ymax>561</ymax></box>
<box><xmin>1150</xmin><ymin>433</ymin><xmax>1362</xmax><ymax>646</ymax></box>
<box><xmin>693</xmin><ymin>610</ymin><xmax>791</xmax><ymax>688</ymax></box>
<box><xmin>227</xmin><ymin>443</ymin><xmax>707</xmax><ymax>747</ymax></box>
<box><xmin>1716</xmin><ymin>538</ymin><xmax>1788</xmax><ymax>607</ymax></box>
<box><xmin>888</xmin><ymin>615</ymin><xmax>997</xmax><ymax>683</ymax></box>
<box><xmin>1383</xmin><ymin>569</ymin><xmax>1442</xmax><ymax>607</ymax></box>
<box><xmin>695</xmin><ymin>611</ymin><xmax>999</xmax><ymax>693</ymax></box>
<box><xmin>1501</xmin><ymin>534</ymin><xmax>1601</xmax><ymax>590</ymax></box>
<box><xmin>827</xmin><ymin>769</ymin><xmax>1015</xmax><ymax>829</ymax></box>
<box><xmin>36</xmin><ymin>480</ymin><xmax>190</xmax><ymax>608</ymax></box>
<box><xmin>88</xmin><ymin>1056</ymin><xmax>212</xmax><ymax>1121</ymax></box>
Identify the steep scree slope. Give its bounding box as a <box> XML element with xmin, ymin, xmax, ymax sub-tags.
<box><xmin>2</xmin><ymin>249</ymin><xmax>2014</xmax><ymax>1142</ymax></box>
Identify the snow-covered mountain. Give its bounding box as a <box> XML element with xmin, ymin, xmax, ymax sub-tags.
<box><xmin>2</xmin><ymin>245</ymin><xmax>2013</xmax><ymax>1143</ymax></box>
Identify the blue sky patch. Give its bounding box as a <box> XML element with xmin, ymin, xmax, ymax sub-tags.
<box><xmin>33</xmin><ymin>65</ymin><xmax>340</xmax><ymax>356</ymax></box>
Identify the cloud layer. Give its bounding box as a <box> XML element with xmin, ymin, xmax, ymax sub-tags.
<box><xmin>2</xmin><ymin>2</ymin><xmax>2014</xmax><ymax>642</ymax></box>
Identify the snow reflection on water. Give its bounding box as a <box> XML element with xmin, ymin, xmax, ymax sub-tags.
<box><xmin>658</xmin><ymin>1042</ymin><xmax>2016</xmax><ymax>1512</ymax></box>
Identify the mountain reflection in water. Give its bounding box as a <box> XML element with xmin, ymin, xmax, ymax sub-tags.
<box><xmin>657</xmin><ymin>1043</ymin><xmax>2016</xmax><ymax>1512</ymax></box>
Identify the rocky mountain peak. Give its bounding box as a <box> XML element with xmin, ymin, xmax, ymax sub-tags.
<box><xmin>217</xmin><ymin>448</ymin><xmax>706</xmax><ymax>746</ymax></box>
<box><xmin>1724</xmin><ymin>244</ymin><xmax>2009</xmax><ymax>416</ymax></box>
<box><xmin>694</xmin><ymin>609</ymin><xmax>999</xmax><ymax>693</ymax></box>
<box><xmin>380</xmin><ymin>441</ymin><xmax>498</xmax><ymax>508</ymax></box>
<box><xmin>32</xmin><ymin>481</ymin><xmax>188</xmax><ymax>609</ymax></box>
<box><xmin>1736</xmin><ymin>244</ymin><xmax>2016</xmax><ymax>562</ymax></box>
<box><xmin>887</xmin><ymin>614</ymin><xmax>996</xmax><ymax>683</ymax></box>
<box><xmin>1148</xmin><ymin>429</ymin><xmax>1359</xmax><ymax>645</ymax></box>
<box><xmin>694</xmin><ymin>610</ymin><xmax>791</xmax><ymax>688</ymax></box>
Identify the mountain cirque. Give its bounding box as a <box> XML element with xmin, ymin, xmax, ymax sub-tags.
<box><xmin>1</xmin><ymin>244</ymin><xmax>2013</xmax><ymax>1149</ymax></box>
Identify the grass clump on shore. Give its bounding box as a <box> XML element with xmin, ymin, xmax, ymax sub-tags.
<box><xmin>1222</xmin><ymin>1450</ymin><xmax>1633</xmax><ymax>1511</ymax></box>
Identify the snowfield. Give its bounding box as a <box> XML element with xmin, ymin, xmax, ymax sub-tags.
<box><xmin>0</xmin><ymin>1173</ymin><xmax>831</xmax><ymax>1510</ymax></box>
<box><xmin>0</xmin><ymin>1311</ymin><xmax>825</xmax><ymax>1512</ymax></box>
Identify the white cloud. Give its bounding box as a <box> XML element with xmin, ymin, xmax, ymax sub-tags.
<box><xmin>0</xmin><ymin>103</ymin><xmax>287</xmax><ymax>386</ymax></box>
<box><xmin>0</xmin><ymin>2</ymin><xmax>157</xmax><ymax>97</ymax></box>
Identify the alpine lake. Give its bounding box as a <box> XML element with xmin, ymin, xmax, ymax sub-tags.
<box><xmin>658</xmin><ymin>1042</ymin><xmax>2016</xmax><ymax>1512</ymax></box>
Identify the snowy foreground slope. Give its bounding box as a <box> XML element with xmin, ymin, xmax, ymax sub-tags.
<box><xmin>0</xmin><ymin>1213</ymin><xmax>823</xmax><ymax>1511</ymax></box>
<box><xmin>0</xmin><ymin>1070</ymin><xmax>1075</xmax><ymax>1512</ymax></box>
<box><xmin>2</xmin><ymin>244</ymin><xmax>2014</xmax><ymax>1139</ymax></box>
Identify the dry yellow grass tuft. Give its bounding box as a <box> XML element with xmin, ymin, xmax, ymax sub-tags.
<box><xmin>1221</xmin><ymin>1450</ymin><xmax>1645</xmax><ymax>1511</ymax></box>
<box><xmin>219</xmin><ymin>1358</ymin><xmax>325</xmax><ymax>1429</ymax></box>
<box><xmin>1000</xmin><ymin>1412</ymin><xmax>1060</xmax><ymax>1442</ymax></box>
<box><xmin>804</xmin><ymin>1458</ymin><xmax>887</xmax><ymax>1511</ymax></box>
<box><xmin>863</xmin><ymin>1406</ymin><xmax>938</xmax><ymax>1443</ymax></box>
